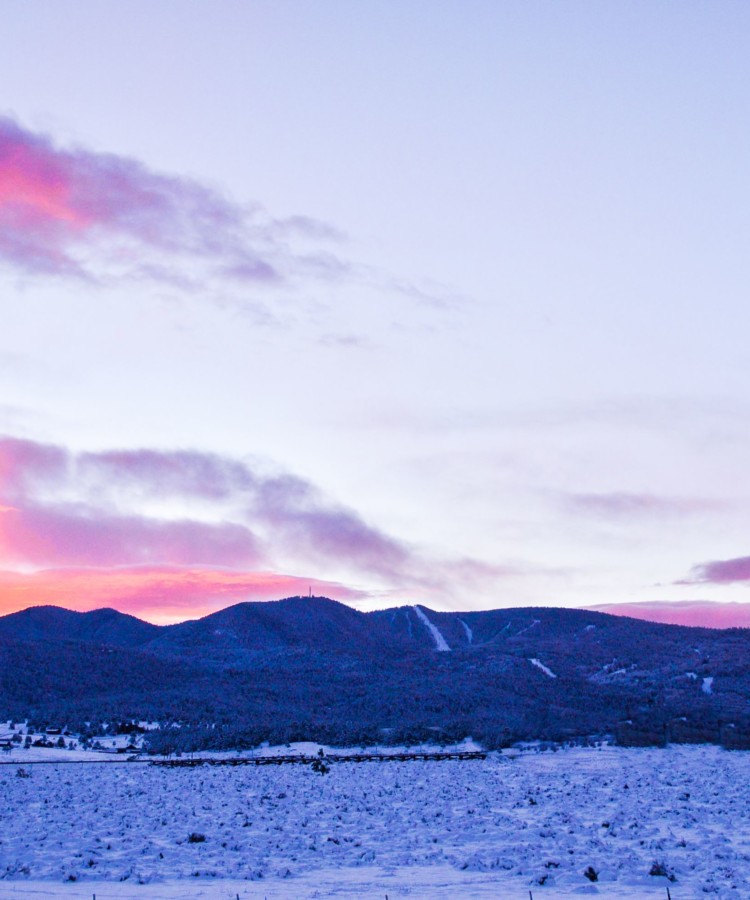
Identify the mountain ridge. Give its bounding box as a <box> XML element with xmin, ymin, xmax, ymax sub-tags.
<box><xmin>1</xmin><ymin>596</ymin><xmax>749</xmax><ymax>751</ymax></box>
<box><xmin>1</xmin><ymin>595</ymin><xmax>743</xmax><ymax>651</ymax></box>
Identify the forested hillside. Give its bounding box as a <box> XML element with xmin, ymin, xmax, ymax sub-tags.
<box><xmin>1</xmin><ymin>597</ymin><xmax>749</xmax><ymax>752</ymax></box>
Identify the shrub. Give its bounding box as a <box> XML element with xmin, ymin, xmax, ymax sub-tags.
<box><xmin>649</xmin><ymin>861</ymin><xmax>676</xmax><ymax>881</ymax></box>
<box><xmin>583</xmin><ymin>865</ymin><xmax>598</xmax><ymax>882</ymax></box>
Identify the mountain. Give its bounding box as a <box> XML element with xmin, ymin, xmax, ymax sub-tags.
<box><xmin>151</xmin><ymin>595</ymin><xmax>408</xmax><ymax>661</ymax></box>
<box><xmin>1</xmin><ymin>597</ymin><xmax>749</xmax><ymax>751</ymax></box>
<box><xmin>0</xmin><ymin>605</ymin><xmax>160</xmax><ymax>648</ymax></box>
<box><xmin>372</xmin><ymin>603</ymin><xmax>730</xmax><ymax>682</ymax></box>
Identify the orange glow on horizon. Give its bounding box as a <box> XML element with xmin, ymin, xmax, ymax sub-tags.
<box><xmin>0</xmin><ymin>566</ymin><xmax>365</xmax><ymax>624</ymax></box>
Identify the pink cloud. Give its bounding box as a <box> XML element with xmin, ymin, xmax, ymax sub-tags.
<box><xmin>0</xmin><ymin>566</ymin><xmax>365</xmax><ymax>624</ymax></box>
<box><xmin>0</xmin><ymin>117</ymin><xmax>344</xmax><ymax>284</ymax></box>
<box><xmin>589</xmin><ymin>600</ymin><xmax>750</xmax><ymax>629</ymax></box>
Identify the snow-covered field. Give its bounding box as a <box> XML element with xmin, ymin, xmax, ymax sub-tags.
<box><xmin>1</xmin><ymin>744</ymin><xmax>748</xmax><ymax>898</ymax></box>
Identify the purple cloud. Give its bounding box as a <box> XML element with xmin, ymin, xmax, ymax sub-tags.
<box><xmin>77</xmin><ymin>447</ymin><xmax>257</xmax><ymax>501</ymax></box>
<box><xmin>0</xmin><ymin>436</ymin><xmax>68</xmax><ymax>502</ymax></box>
<box><xmin>81</xmin><ymin>450</ymin><xmax>408</xmax><ymax>579</ymax></box>
<box><xmin>0</xmin><ymin>502</ymin><xmax>262</xmax><ymax>568</ymax></box>
<box><xmin>679</xmin><ymin>556</ymin><xmax>750</xmax><ymax>585</ymax></box>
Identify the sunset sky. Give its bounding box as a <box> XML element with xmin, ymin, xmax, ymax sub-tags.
<box><xmin>2</xmin><ymin>2</ymin><xmax>750</xmax><ymax>625</ymax></box>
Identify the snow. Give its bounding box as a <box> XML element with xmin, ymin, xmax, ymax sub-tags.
<box><xmin>590</xmin><ymin>661</ymin><xmax>631</xmax><ymax>683</ymax></box>
<box><xmin>0</xmin><ymin>865</ymin><xmax>681</xmax><ymax>898</ymax></box>
<box><xmin>703</xmin><ymin>676</ymin><xmax>714</xmax><ymax>695</ymax></box>
<box><xmin>2</xmin><ymin>745</ymin><xmax>106</xmax><ymax>763</ymax></box>
<box><xmin>3</xmin><ymin>745</ymin><xmax>750</xmax><ymax>897</ymax></box>
<box><xmin>529</xmin><ymin>658</ymin><xmax>557</xmax><ymax>678</ymax></box>
<box><xmin>515</xmin><ymin>618</ymin><xmax>540</xmax><ymax>637</ymax></box>
<box><xmin>459</xmin><ymin>618</ymin><xmax>473</xmax><ymax>644</ymax></box>
<box><xmin>0</xmin><ymin>724</ymin><xmax>143</xmax><ymax>763</ymax></box>
<box><xmin>413</xmin><ymin>605</ymin><xmax>451</xmax><ymax>652</ymax></box>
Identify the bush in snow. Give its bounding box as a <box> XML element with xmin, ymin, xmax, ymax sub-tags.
<box><xmin>650</xmin><ymin>860</ymin><xmax>676</xmax><ymax>881</ymax></box>
<box><xmin>583</xmin><ymin>865</ymin><xmax>598</xmax><ymax>882</ymax></box>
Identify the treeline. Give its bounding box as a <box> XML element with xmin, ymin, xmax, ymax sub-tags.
<box><xmin>0</xmin><ymin>638</ymin><xmax>635</xmax><ymax>749</ymax></box>
<box><xmin>4</xmin><ymin>628</ymin><xmax>750</xmax><ymax>753</ymax></box>
<box><xmin>616</xmin><ymin>711</ymin><xmax>750</xmax><ymax>749</ymax></box>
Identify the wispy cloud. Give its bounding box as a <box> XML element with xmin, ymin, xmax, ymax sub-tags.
<box><xmin>563</xmin><ymin>492</ymin><xmax>722</xmax><ymax>518</ymax></box>
<box><xmin>0</xmin><ymin>116</ymin><xmax>459</xmax><ymax>314</ymax></box>
<box><xmin>0</xmin><ymin>116</ymin><xmax>344</xmax><ymax>286</ymax></box>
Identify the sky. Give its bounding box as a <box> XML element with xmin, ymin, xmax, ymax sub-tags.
<box><xmin>2</xmin><ymin>1</ymin><xmax>750</xmax><ymax>625</ymax></box>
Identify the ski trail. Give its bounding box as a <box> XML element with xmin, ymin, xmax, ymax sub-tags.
<box><xmin>413</xmin><ymin>606</ymin><xmax>451</xmax><ymax>651</ymax></box>
<box><xmin>515</xmin><ymin>618</ymin><xmax>540</xmax><ymax>637</ymax></box>
<box><xmin>529</xmin><ymin>658</ymin><xmax>557</xmax><ymax>678</ymax></box>
<box><xmin>459</xmin><ymin>618</ymin><xmax>473</xmax><ymax>644</ymax></box>
<box><xmin>702</xmin><ymin>676</ymin><xmax>714</xmax><ymax>695</ymax></box>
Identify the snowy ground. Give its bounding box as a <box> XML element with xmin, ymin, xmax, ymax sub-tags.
<box><xmin>0</xmin><ymin>724</ymin><xmax>483</xmax><ymax>762</ymax></box>
<box><xmin>1</xmin><ymin>745</ymin><xmax>748</xmax><ymax>898</ymax></box>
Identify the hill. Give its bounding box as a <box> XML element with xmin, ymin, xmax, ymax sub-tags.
<box><xmin>0</xmin><ymin>605</ymin><xmax>160</xmax><ymax>648</ymax></box>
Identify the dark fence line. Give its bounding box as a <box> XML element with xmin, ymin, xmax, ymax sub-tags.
<box><xmin>0</xmin><ymin>750</ymin><xmax>487</xmax><ymax>767</ymax></box>
<box><xmin>152</xmin><ymin>750</ymin><xmax>488</xmax><ymax>767</ymax></box>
